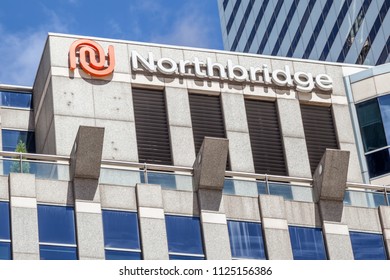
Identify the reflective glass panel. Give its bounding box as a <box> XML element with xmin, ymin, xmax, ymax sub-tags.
<box><xmin>102</xmin><ymin>210</ymin><xmax>140</xmax><ymax>250</ymax></box>
<box><xmin>169</xmin><ymin>255</ymin><xmax>205</xmax><ymax>260</ymax></box>
<box><xmin>165</xmin><ymin>215</ymin><xmax>204</xmax><ymax>255</ymax></box>
<box><xmin>289</xmin><ymin>226</ymin><xmax>327</xmax><ymax>260</ymax></box>
<box><xmin>379</xmin><ymin>94</ymin><xmax>390</xmax><ymax>145</ymax></box>
<box><xmin>2</xmin><ymin>129</ymin><xmax>35</xmax><ymax>152</ymax></box>
<box><xmin>0</xmin><ymin>242</ymin><xmax>11</xmax><ymax>260</ymax></box>
<box><xmin>40</xmin><ymin>245</ymin><xmax>77</xmax><ymax>260</ymax></box>
<box><xmin>228</xmin><ymin>221</ymin><xmax>266</xmax><ymax>259</ymax></box>
<box><xmin>356</xmin><ymin>99</ymin><xmax>386</xmax><ymax>152</ymax></box>
<box><xmin>0</xmin><ymin>202</ymin><xmax>10</xmax><ymax>240</ymax></box>
<box><xmin>350</xmin><ymin>231</ymin><xmax>387</xmax><ymax>260</ymax></box>
<box><xmin>38</xmin><ymin>205</ymin><xmax>76</xmax><ymax>245</ymax></box>
<box><xmin>0</xmin><ymin>91</ymin><xmax>32</xmax><ymax>108</ymax></box>
<box><xmin>366</xmin><ymin>148</ymin><xmax>390</xmax><ymax>178</ymax></box>
<box><xmin>105</xmin><ymin>250</ymin><xmax>141</xmax><ymax>260</ymax></box>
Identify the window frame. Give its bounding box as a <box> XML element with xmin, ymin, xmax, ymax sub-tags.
<box><xmin>165</xmin><ymin>214</ymin><xmax>205</xmax><ymax>260</ymax></box>
<box><xmin>102</xmin><ymin>209</ymin><xmax>142</xmax><ymax>260</ymax></box>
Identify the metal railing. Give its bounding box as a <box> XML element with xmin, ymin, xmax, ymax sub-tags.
<box><xmin>1</xmin><ymin>151</ymin><xmax>389</xmax><ymax>208</ymax></box>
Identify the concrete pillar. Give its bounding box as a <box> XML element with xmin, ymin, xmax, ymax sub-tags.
<box><xmin>221</xmin><ymin>92</ymin><xmax>255</xmax><ymax>174</ymax></box>
<box><xmin>332</xmin><ymin>104</ymin><xmax>363</xmax><ymax>183</ymax></box>
<box><xmin>165</xmin><ymin>87</ymin><xmax>196</xmax><ymax>167</ymax></box>
<box><xmin>136</xmin><ymin>184</ymin><xmax>169</xmax><ymax>260</ymax></box>
<box><xmin>277</xmin><ymin>98</ymin><xmax>311</xmax><ymax>179</ymax></box>
<box><xmin>314</xmin><ymin>149</ymin><xmax>354</xmax><ymax>259</ymax></box>
<box><xmin>9</xmin><ymin>173</ymin><xmax>40</xmax><ymax>260</ymax></box>
<box><xmin>259</xmin><ymin>195</ymin><xmax>293</xmax><ymax>260</ymax></box>
<box><xmin>70</xmin><ymin>126</ymin><xmax>105</xmax><ymax>260</ymax></box>
<box><xmin>379</xmin><ymin>206</ymin><xmax>390</xmax><ymax>259</ymax></box>
<box><xmin>193</xmin><ymin>137</ymin><xmax>232</xmax><ymax>259</ymax></box>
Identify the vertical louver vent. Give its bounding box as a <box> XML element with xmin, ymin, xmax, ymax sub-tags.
<box><xmin>301</xmin><ymin>105</ymin><xmax>338</xmax><ymax>174</ymax></box>
<box><xmin>245</xmin><ymin>99</ymin><xmax>286</xmax><ymax>176</ymax></box>
<box><xmin>189</xmin><ymin>94</ymin><xmax>230</xmax><ymax>170</ymax></box>
<box><xmin>132</xmin><ymin>89</ymin><xmax>172</xmax><ymax>165</ymax></box>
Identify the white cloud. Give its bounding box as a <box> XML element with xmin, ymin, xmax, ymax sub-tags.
<box><xmin>149</xmin><ymin>3</ymin><xmax>217</xmax><ymax>49</ymax></box>
<box><xmin>0</xmin><ymin>9</ymin><xmax>69</xmax><ymax>86</ymax></box>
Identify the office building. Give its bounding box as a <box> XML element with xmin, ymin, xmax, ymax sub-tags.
<box><xmin>218</xmin><ymin>0</ymin><xmax>390</xmax><ymax>65</ymax></box>
<box><xmin>0</xmin><ymin>33</ymin><xmax>389</xmax><ymax>260</ymax></box>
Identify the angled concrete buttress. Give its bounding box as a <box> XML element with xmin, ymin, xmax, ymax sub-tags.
<box><xmin>70</xmin><ymin>126</ymin><xmax>105</xmax><ymax>260</ymax></box>
<box><xmin>193</xmin><ymin>137</ymin><xmax>232</xmax><ymax>259</ymax></box>
<box><xmin>313</xmin><ymin>149</ymin><xmax>354</xmax><ymax>260</ymax></box>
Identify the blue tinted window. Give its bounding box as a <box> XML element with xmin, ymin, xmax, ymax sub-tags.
<box><xmin>0</xmin><ymin>202</ymin><xmax>10</xmax><ymax>240</ymax></box>
<box><xmin>38</xmin><ymin>205</ymin><xmax>76</xmax><ymax>245</ymax></box>
<box><xmin>378</xmin><ymin>95</ymin><xmax>390</xmax><ymax>144</ymax></box>
<box><xmin>350</xmin><ymin>232</ymin><xmax>387</xmax><ymax>260</ymax></box>
<box><xmin>165</xmin><ymin>215</ymin><xmax>204</xmax><ymax>256</ymax></box>
<box><xmin>228</xmin><ymin>221</ymin><xmax>266</xmax><ymax>259</ymax></box>
<box><xmin>102</xmin><ymin>210</ymin><xmax>140</xmax><ymax>250</ymax></box>
<box><xmin>366</xmin><ymin>148</ymin><xmax>390</xmax><ymax>178</ymax></box>
<box><xmin>105</xmin><ymin>250</ymin><xmax>141</xmax><ymax>260</ymax></box>
<box><xmin>289</xmin><ymin>226</ymin><xmax>327</xmax><ymax>260</ymax></box>
<box><xmin>0</xmin><ymin>242</ymin><xmax>11</xmax><ymax>260</ymax></box>
<box><xmin>169</xmin><ymin>255</ymin><xmax>205</xmax><ymax>260</ymax></box>
<box><xmin>0</xmin><ymin>91</ymin><xmax>32</xmax><ymax>108</ymax></box>
<box><xmin>2</xmin><ymin>129</ymin><xmax>35</xmax><ymax>152</ymax></box>
<box><xmin>40</xmin><ymin>245</ymin><xmax>77</xmax><ymax>260</ymax></box>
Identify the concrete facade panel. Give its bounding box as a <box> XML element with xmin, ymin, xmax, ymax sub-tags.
<box><xmin>162</xmin><ymin>190</ymin><xmax>199</xmax><ymax>216</ymax></box>
<box><xmin>36</xmin><ymin>180</ymin><xmax>73</xmax><ymax>205</ymax></box>
<box><xmin>100</xmin><ymin>185</ymin><xmax>137</xmax><ymax>211</ymax></box>
<box><xmin>1</xmin><ymin>109</ymin><xmax>34</xmax><ymax>131</ymax></box>
<box><xmin>165</xmin><ymin>87</ymin><xmax>192</xmax><ymax>127</ymax></box>
<box><xmin>169</xmin><ymin>126</ymin><xmax>196</xmax><ymax>167</ymax></box>
<box><xmin>285</xmin><ymin>201</ymin><xmax>321</xmax><ymax>227</ymax></box>
<box><xmin>374</xmin><ymin>73</ymin><xmax>390</xmax><ymax>95</ymax></box>
<box><xmin>92</xmin><ymin>81</ymin><xmax>135</xmax><ymax>122</ymax></box>
<box><xmin>226</xmin><ymin>131</ymin><xmax>255</xmax><ymax>173</ymax></box>
<box><xmin>224</xmin><ymin>195</ymin><xmax>261</xmax><ymax>221</ymax></box>
<box><xmin>342</xmin><ymin>206</ymin><xmax>382</xmax><ymax>232</ymax></box>
<box><xmin>283</xmin><ymin>137</ymin><xmax>312</xmax><ymax>179</ymax></box>
<box><xmin>201</xmin><ymin>222</ymin><xmax>232</xmax><ymax>260</ymax></box>
<box><xmin>351</xmin><ymin>77</ymin><xmax>377</xmax><ymax>103</ymax></box>
<box><xmin>95</xmin><ymin>119</ymin><xmax>138</xmax><ymax>161</ymax></box>
<box><xmin>138</xmin><ymin>218</ymin><xmax>169</xmax><ymax>260</ymax></box>
<box><xmin>221</xmin><ymin>92</ymin><xmax>249</xmax><ymax>133</ymax></box>
<box><xmin>74</xmin><ymin>212</ymin><xmax>105</xmax><ymax>260</ymax></box>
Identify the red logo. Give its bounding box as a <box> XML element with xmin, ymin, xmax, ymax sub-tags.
<box><xmin>69</xmin><ymin>39</ymin><xmax>115</xmax><ymax>77</ymax></box>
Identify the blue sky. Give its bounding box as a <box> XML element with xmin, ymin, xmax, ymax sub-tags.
<box><xmin>0</xmin><ymin>0</ymin><xmax>223</xmax><ymax>86</ymax></box>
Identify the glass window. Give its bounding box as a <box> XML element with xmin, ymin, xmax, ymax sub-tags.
<box><xmin>38</xmin><ymin>205</ymin><xmax>76</xmax><ymax>244</ymax></box>
<box><xmin>356</xmin><ymin>99</ymin><xmax>386</xmax><ymax>152</ymax></box>
<box><xmin>0</xmin><ymin>242</ymin><xmax>11</xmax><ymax>260</ymax></box>
<box><xmin>0</xmin><ymin>202</ymin><xmax>11</xmax><ymax>260</ymax></box>
<box><xmin>350</xmin><ymin>231</ymin><xmax>387</xmax><ymax>260</ymax></box>
<box><xmin>289</xmin><ymin>226</ymin><xmax>327</xmax><ymax>260</ymax></box>
<box><xmin>228</xmin><ymin>220</ymin><xmax>266</xmax><ymax>259</ymax></box>
<box><xmin>0</xmin><ymin>202</ymin><xmax>10</xmax><ymax>240</ymax></box>
<box><xmin>102</xmin><ymin>210</ymin><xmax>141</xmax><ymax>260</ymax></box>
<box><xmin>38</xmin><ymin>205</ymin><xmax>77</xmax><ymax>260</ymax></box>
<box><xmin>40</xmin><ymin>245</ymin><xmax>77</xmax><ymax>260</ymax></box>
<box><xmin>105</xmin><ymin>250</ymin><xmax>141</xmax><ymax>260</ymax></box>
<box><xmin>165</xmin><ymin>215</ymin><xmax>204</xmax><ymax>259</ymax></box>
<box><xmin>378</xmin><ymin>95</ymin><xmax>390</xmax><ymax>144</ymax></box>
<box><xmin>2</xmin><ymin>129</ymin><xmax>36</xmax><ymax>153</ymax></box>
<box><xmin>0</xmin><ymin>91</ymin><xmax>32</xmax><ymax>108</ymax></box>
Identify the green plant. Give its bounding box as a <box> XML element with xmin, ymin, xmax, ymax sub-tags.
<box><xmin>10</xmin><ymin>140</ymin><xmax>30</xmax><ymax>173</ymax></box>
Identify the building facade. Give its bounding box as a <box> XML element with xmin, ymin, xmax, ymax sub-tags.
<box><xmin>218</xmin><ymin>0</ymin><xmax>390</xmax><ymax>65</ymax></box>
<box><xmin>0</xmin><ymin>33</ymin><xmax>389</xmax><ymax>260</ymax></box>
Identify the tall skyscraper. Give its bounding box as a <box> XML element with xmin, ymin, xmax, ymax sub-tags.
<box><xmin>218</xmin><ymin>0</ymin><xmax>390</xmax><ymax>65</ymax></box>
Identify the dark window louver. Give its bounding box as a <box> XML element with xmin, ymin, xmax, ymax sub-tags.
<box><xmin>301</xmin><ymin>105</ymin><xmax>338</xmax><ymax>174</ymax></box>
<box><xmin>245</xmin><ymin>99</ymin><xmax>286</xmax><ymax>176</ymax></box>
<box><xmin>132</xmin><ymin>89</ymin><xmax>172</xmax><ymax>165</ymax></box>
<box><xmin>189</xmin><ymin>94</ymin><xmax>230</xmax><ymax>170</ymax></box>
